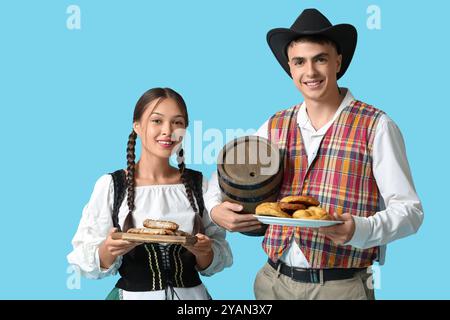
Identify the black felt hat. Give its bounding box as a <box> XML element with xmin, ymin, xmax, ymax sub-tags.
<box><xmin>267</xmin><ymin>8</ymin><xmax>357</xmax><ymax>79</ymax></box>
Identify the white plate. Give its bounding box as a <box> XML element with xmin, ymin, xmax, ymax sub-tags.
<box><xmin>253</xmin><ymin>215</ymin><xmax>343</xmax><ymax>228</ymax></box>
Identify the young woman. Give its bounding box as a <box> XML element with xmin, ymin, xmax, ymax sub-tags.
<box><xmin>67</xmin><ymin>87</ymin><xmax>232</xmax><ymax>300</ymax></box>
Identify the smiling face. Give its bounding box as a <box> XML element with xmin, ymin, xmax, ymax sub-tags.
<box><xmin>133</xmin><ymin>97</ymin><xmax>187</xmax><ymax>160</ymax></box>
<box><xmin>287</xmin><ymin>39</ymin><xmax>342</xmax><ymax>103</ymax></box>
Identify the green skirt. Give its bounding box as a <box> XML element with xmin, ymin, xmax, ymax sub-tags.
<box><xmin>105</xmin><ymin>287</ymin><xmax>121</xmax><ymax>300</ymax></box>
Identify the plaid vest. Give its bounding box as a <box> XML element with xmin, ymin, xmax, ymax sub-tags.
<box><xmin>262</xmin><ymin>100</ymin><xmax>384</xmax><ymax>268</ymax></box>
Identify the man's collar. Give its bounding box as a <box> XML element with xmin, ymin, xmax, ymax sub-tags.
<box><xmin>298</xmin><ymin>88</ymin><xmax>355</xmax><ymax>129</ymax></box>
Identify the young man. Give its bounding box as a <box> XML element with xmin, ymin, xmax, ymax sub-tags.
<box><xmin>204</xmin><ymin>8</ymin><xmax>424</xmax><ymax>299</ymax></box>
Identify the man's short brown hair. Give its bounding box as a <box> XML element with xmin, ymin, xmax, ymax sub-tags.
<box><xmin>286</xmin><ymin>35</ymin><xmax>341</xmax><ymax>59</ymax></box>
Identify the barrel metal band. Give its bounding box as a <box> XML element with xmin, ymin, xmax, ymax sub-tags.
<box><xmin>217</xmin><ymin>166</ymin><xmax>281</xmax><ymax>191</ymax></box>
<box><xmin>218</xmin><ymin>183</ymin><xmax>281</xmax><ymax>203</ymax></box>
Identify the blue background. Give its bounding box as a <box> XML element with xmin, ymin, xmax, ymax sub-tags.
<box><xmin>0</xmin><ymin>0</ymin><xmax>447</xmax><ymax>299</ymax></box>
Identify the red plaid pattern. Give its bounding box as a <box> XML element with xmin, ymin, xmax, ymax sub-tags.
<box><xmin>262</xmin><ymin>100</ymin><xmax>384</xmax><ymax>268</ymax></box>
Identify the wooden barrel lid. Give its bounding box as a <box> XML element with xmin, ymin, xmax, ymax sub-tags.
<box><xmin>217</xmin><ymin>136</ymin><xmax>281</xmax><ymax>189</ymax></box>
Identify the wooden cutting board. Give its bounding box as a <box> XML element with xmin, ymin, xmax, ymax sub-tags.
<box><xmin>112</xmin><ymin>232</ymin><xmax>198</xmax><ymax>245</ymax></box>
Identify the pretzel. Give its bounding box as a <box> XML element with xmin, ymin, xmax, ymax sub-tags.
<box><xmin>292</xmin><ymin>206</ymin><xmax>333</xmax><ymax>220</ymax></box>
<box><xmin>279</xmin><ymin>202</ymin><xmax>306</xmax><ymax>214</ymax></box>
<box><xmin>292</xmin><ymin>209</ymin><xmax>313</xmax><ymax>219</ymax></box>
<box><xmin>255</xmin><ymin>202</ymin><xmax>291</xmax><ymax>218</ymax></box>
<box><xmin>280</xmin><ymin>195</ymin><xmax>320</xmax><ymax>207</ymax></box>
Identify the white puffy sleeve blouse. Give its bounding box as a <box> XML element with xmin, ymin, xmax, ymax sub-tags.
<box><xmin>67</xmin><ymin>174</ymin><xmax>233</xmax><ymax>280</ymax></box>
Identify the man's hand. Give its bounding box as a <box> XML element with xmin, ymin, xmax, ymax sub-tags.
<box><xmin>210</xmin><ymin>201</ymin><xmax>263</xmax><ymax>232</ymax></box>
<box><xmin>318</xmin><ymin>213</ymin><xmax>356</xmax><ymax>245</ymax></box>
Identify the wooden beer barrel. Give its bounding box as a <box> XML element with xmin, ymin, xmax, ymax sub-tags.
<box><xmin>217</xmin><ymin>136</ymin><xmax>283</xmax><ymax>236</ymax></box>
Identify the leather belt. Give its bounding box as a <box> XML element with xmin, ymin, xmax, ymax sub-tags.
<box><xmin>268</xmin><ymin>259</ymin><xmax>366</xmax><ymax>284</ymax></box>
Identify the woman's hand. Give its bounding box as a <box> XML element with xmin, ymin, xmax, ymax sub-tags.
<box><xmin>183</xmin><ymin>233</ymin><xmax>214</xmax><ymax>271</ymax></box>
<box><xmin>99</xmin><ymin>228</ymin><xmax>142</xmax><ymax>269</ymax></box>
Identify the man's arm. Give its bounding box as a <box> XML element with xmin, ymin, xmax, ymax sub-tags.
<box><xmin>204</xmin><ymin>172</ymin><xmax>262</xmax><ymax>232</ymax></box>
<box><xmin>203</xmin><ymin>120</ymin><xmax>270</xmax><ymax>232</ymax></box>
<box><xmin>321</xmin><ymin>115</ymin><xmax>424</xmax><ymax>248</ymax></box>
<box><xmin>348</xmin><ymin>115</ymin><xmax>424</xmax><ymax>248</ymax></box>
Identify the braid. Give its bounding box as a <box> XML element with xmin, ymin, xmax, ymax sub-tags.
<box><xmin>124</xmin><ymin>130</ymin><xmax>137</xmax><ymax>232</ymax></box>
<box><xmin>178</xmin><ymin>149</ymin><xmax>198</xmax><ymax>214</ymax></box>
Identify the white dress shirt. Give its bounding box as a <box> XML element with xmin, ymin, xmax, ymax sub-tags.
<box><xmin>204</xmin><ymin>89</ymin><xmax>424</xmax><ymax>268</ymax></box>
<box><xmin>67</xmin><ymin>174</ymin><xmax>233</xmax><ymax>299</ymax></box>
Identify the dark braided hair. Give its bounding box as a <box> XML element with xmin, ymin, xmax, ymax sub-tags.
<box><xmin>123</xmin><ymin>87</ymin><xmax>199</xmax><ymax>232</ymax></box>
<box><xmin>178</xmin><ymin>148</ymin><xmax>198</xmax><ymax>214</ymax></box>
<box><xmin>178</xmin><ymin>147</ymin><xmax>204</xmax><ymax>234</ymax></box>
<box><xmin>123</xmin><ymin>130</ymin><xmax>137</xmax><ymax>232</ymax></box>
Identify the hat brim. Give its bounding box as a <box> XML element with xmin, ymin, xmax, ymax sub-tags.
<box><xmin>267</xmin><ymin>24</ymin><xmax>357</xmax><ymax>80</ymax></box>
